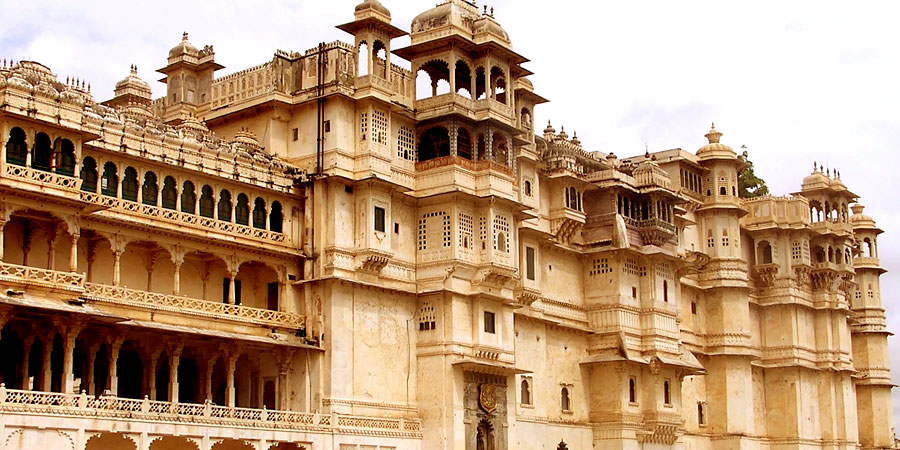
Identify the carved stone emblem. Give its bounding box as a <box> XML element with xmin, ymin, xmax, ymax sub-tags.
<box><xmin>478</xmin><ymin>383</ymin><xmax>497</xmax><ymax>414</ymax></box>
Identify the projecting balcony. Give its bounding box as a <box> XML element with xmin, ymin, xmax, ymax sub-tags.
<box><xmin>623</xmin><ymin>217</ymin><xmax>677</xmax><ymax>247</ymax></box>
<box><xmin>82</xmin><ymin>283</ymin><xmax>307</xmax><ymax>332</ymax></box>
<box><xmin>80</xmin><ymin>192</ymin><xmax>288</xmax><ymax>246</ymax></box>
<box><xmin>413</xmin><ymin>155</ymin><xmax>515</xmax><ymax>200</ymax></box>
<box><xmin>414</xmin><ymin>93</ymin><xmax>514</xmax><ymax>123</ymax></box>
<box><xmin>810</xmin><ymin>219</ymin><xmax>853</xmax><ymax>236</ymax></box>
<box><xmin>1</xmin><ymin>163</ymin><xmax>83</xmax><ymax>199</ymax></box>
<box><xmin>0</xmin><ymin>386</ymin><xmax>422</xmax><ymax>439</ymax></box>
<box><xmin>0</xmin><ymin>262</ymin><xmax>85</xmax><ymax>295</ymax></box>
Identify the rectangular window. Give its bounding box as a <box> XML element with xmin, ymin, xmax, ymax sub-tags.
<box><xmin>234</xmin><ymin>280</ymin><xmax>242</xmax><ymax>305</ymax></box>
<box><xmin>324</xmin><ymin>120</ymin><xmax>331</xmax><ymax>133</ymax></box>
<box><xmin>267</xmin><ymin>282</ymin><xmax>279</xmax><ymax>311</ymax></box>
<box><xmin>484</xmin><ymin>311</ymin><xmax>496</xmax><ymax>334</ymax></box>
<box><xmin>374</xmin><ymin>206</ymin><xmax>386</xmax><ymax>232</ymax></box>
<box><xmin>526</xmin><ymin>247</ymin><xmax>536</xmax><ymax>281</ymax></box>
<box><xmin>394</xmin><ymin>223</ymin><xmax>400</xmax><ymax>234</ymax></box>
<box><xmin>292</xmin><ymin>128</ymin><xmax>299</xmax><ymax>141</ymax></box>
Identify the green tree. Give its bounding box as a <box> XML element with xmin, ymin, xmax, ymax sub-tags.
<box><xmin>738</xmin><ymin>149</ymin><xmax>769</xmax><ymax>198</ymax></box>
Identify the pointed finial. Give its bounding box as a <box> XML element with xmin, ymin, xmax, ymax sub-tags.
<box><xmin>704</xmin><ymin>122</ymin><xmax>722</xmax><ymax>144</ymax></box>
<box><xmin>820</xmin><ymin>164</ymin><xmax>824</xmax><ymax>172</ymax></box>
<box><xmin>483</xmin><ymin>5</ymin><xmax>487</xmax><ymax>14</ymax></box>
<box><xmin>490</xmin><ymin>6</ymin><xmax>494</xmax><ymax>16</ymax></box>
<box><xmin>183</xmin><ymin>31</ymin><xmax>189</xmax><ymax>41</ymax></box>
<box><xmin>813</xmin><ymin>161</ymin><xmax>817</xmax><ymax>173</ymax></box>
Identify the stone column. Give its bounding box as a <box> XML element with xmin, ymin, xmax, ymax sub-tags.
<box><xmin>168</xmin><ymin>346</ymin><xmax>182</xmax><ymax>403</ymax></box>
<box><xmin>449</xmin><ymin>54</ymin><xmax>457</xmax><ymax>94</ymax></box>
<box><xmin>173</xmin><ymin>260</ymin><xmax>182</xmax><ymax>296</ymax></box>
<box><xmin>470</xmin><ymin>70</ymin><xmax>477</xmax><ymax>100</ymax></box>
<box><xmin>0</xmin><ymin>217</ymin><xmax>7</xmax><ymax>261</ymax></box>
<box><xmin>227</xmin><ymin>271</ymin><xmax>237</xmax><ymax>305</ymax></box>
<box><xmin>449</xmin><ymin>120</ymin><xmax>459</xmax><ymax>157</ymax></box>
<box><xmin>175</xmin><ymin>182</ymin><xmax>182</xmax><ymax>213</ymax></box>
<box><xmin>47</xmin><ymin>225</ymin><xmax>59</xmax><ymax>271</ymax></box>
<box><xmin>226</xmin><ymin>354</ymin><xmax>237</xmax><ymax>407</ymax></box>
<box><xmin>20</xmin><ymin>336</ymin><xmax>34</xmax><ymax>390</ymax></box>
<box><xmin>146</xmin><ymin>349</ymin><xmax>161</xmax><ymax>400</ymax></box>
<box><xmin>146</xmin><ymin>252</ymin><xmax>157</xmax><ymax>291</ymax></box>
<box><xmin>107</xmin><ymin>337</ymin><xmax>124</xmax><ymax>395</ymax></box>
<box><xmin>86</xmin><ymin>343</ymin><xmax>99</xmax><ymax>395</ymax></box>
<box><xmin>276</xmin><ymin>352</ymin><xmax>293</xmax><ymax>410</ymax></box>
<box><xmin>204</xmin><ymin>357</ymin><xmax>215</xmax><ymax>401</ymax></box>
<box><xmin>507</xmin><ymin>134</ymin><xmax>514</xmax><ymax>171</ymax></box>
<box><xmin>69</xmin><ymin>232</ymin><xmax>79</xmax><ymax>273</ymax></box>
<box><xmin>485</xmin><ymin>128</ymin><xmax>494</xmax><ymax>161</ymax></box>
<box><xmin>58</xmin><ymin>318</ymin><xmax>86</xmax><ymax>394</ymax></box>
<box><xmin>113</xmin><ymin>250</ymin><xmax>123</xmax><ymax>286</ymax></box>
<box><xmin>40</xmin><ymin>334</ymin><xmax>53</xmax><ymax>391</ymax></box>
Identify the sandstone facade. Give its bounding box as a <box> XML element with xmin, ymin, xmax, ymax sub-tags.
<box><xmin>0</xmin><ymin>1</ymin><xmax>893</xmax><ymax>450</ymax></box>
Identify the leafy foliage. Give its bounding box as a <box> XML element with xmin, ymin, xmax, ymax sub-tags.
<box><xmin>738</xmin><ymin>150</ymin><xmax>769</xmax><ymax>198</ymax></box>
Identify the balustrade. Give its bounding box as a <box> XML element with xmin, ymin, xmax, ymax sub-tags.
<box><xmin>80</xmin><ymin>192</ymin><xmax>286</xmax><ymax>244</ymax></box>
<box><xmin>0</xmin><ymin>261</ymin><xmax>85</xmax><ymax>292</ymax></box>
<box><xmin>82</xmin><ymin>283</ymin><xmax>305</xmax><ymax>330</ymax></box>
<box><xmin>3</xmin><ymin>164</ymin><xmax>82</xmax><ymax>192</ymax></box>
<box><xmin>0</xmin><ymin>385</ymin><xmax>421</xmax><ymax>437</ymax></box>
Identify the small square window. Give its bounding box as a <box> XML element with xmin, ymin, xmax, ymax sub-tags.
<box><xmin>374</xmin><ymin>206</ymin><xmax>386</xmax><ymax>233</ymax></box>
<box><xmin>484</xmin><ymin>311</ymin><xmax>496</xmax><ymax>334</ymax></box>
<box><xmin>292</xmin><ymin>128</ymin><xmax>299</xmax><ymax>141</ymax></box>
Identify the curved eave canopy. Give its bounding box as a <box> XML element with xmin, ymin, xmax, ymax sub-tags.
<box><xmin>336</xmin><ymin>18</ymin><xmax>408</xmax><ymax>39</ymax></box>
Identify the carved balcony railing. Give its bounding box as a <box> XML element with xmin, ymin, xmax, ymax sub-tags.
<box><xmin>810</xmin><ymin>220</ymin><xmax>853</xmax><ymax>236</ymax></box>
<box><xmin>82</xmin><ymin>283</ymin><xmax>306</xmax><ymax>330</ymax></box>
<box><xmin>414</xmin><ymin>155</ymin><xmax>513</xmax><ymax>177</ymax></box>
<box><xmin>0</xmin><ymin>386</ymin><xmax>422</xmax><ymax>438</ymax></box>
<box><xmin>3</xmin><ymin>164</ymin><xmax>82</xmax><ymax>193</ymax></box>
<box><xmin>80</xmin><ymin>192</ymin><xmax>287</xmax><ymax>244</ymax></box>
<box><xmin>622</xmin><ymin>217</ymin><xmax>676</xmax><ymax>246</ymax></box>
<box><xmin>0</xmin><ymin>262</ymin><xmax>85</xmax><ymax>293</ymax></box>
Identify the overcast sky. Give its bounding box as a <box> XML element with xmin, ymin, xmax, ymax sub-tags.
<box><xmin>4</xmin><ymin>0</ymin><xmax>900</xmax><ymax>432</ymax></box>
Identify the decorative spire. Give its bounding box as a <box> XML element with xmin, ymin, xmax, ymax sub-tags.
<box><xmin>543</xmin><ymin>120</ymin><xmax>555</xmax><ymax>134</ymax></box>
<box><xmin>183</xmin><ymin>31</ymin><xmax>189</xmax><ymax>41</ymax></box>
<box><xmin>570</xmin><ymin>131</ymin><xmax>580</xmax><ymax>146</ymax></box>
<box><xmin>704</xmin><ymin>122</ymin><xmax>722</xmax><ymax>144</ymax></box>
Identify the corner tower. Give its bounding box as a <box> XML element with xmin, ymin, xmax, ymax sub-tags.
<box><xmin>157</xmin><ymin>32</ymin><xmax>223</xmax><ymax>124</ymax></box>
<box><xmin>849</xmin><ymin>204</ymin><xmax>894</xmax><ymax>449</ymax></box>
<box><xmin>692</xmin><ymin>124</ymin><xmax>756</xmax><ymax>441</ymax></box>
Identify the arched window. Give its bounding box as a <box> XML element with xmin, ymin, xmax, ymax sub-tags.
<box><xmin>497</xmin><ymin>232</ymin><xmax>507</xmax><ymax>252</ymax></box>
<box><xmin>80</xmin><ymin>157</ymin><xmax>98</xmax><ymax>193</ymax></box>
<box><xmin>218</xmin><ymin>190</ymin><xmax>232</xmax><ymax>222</ymax></box>
<box><xmin>181</xmin><ymin>181</ymin><xmax>196</xmax><ymax>214</ymax></box>
<box><xmin>417</xmin><ymin>127</ymin><xmax>450</xmax><ymax>162</ymax></box>
<box><xmin>101</xmin><ymin>162</ymin><xmax>118</xmax><ymax>196</ymax></box>
<box><xmin>199</xmin><ymin>185</ymin><xmax>215</xmax><ymax>218</ymax></box>
<box><xmin>357</xmin><ymin>41</ymin><xmax>368</xmax><ymax>76</ymax></box>
<box><xmin>235</xmin><ymin>194</ymin><xmax>250</xmax><ymax>225</ymax></box>
<box><xmin>698</xmin><ymin>402</ymin><xmax>706</xmax><ymax>425</ymax></box>
<box><xmin>161</xmin><ymin>176</ymin><xmax>177</xmax><ymax>209</ymax></box>
<box><xmin>663</xmin><ymin>380</ymin><xmax>671</xmax><ymax>405</ymax></box>
<box><xmin>561</xmin><ymin>387</ymin><xmax>570</xmax><ymax>411</ymax></box>
<box><xmin>663</xmin><ymin>280</ymin><xmax>668</xmax><ymax>302</ymax></box>
<box><xmin>520</xmin><ymin>379</ymin><xmax>531</xmax><ymax>405</ymax></box>
<box><xmin>524</xmin><ymin>180</ymin><xmax>532</xmax><ymax>196</ymax></box>
<box><xmin>54</xmin><ymin>138</ymin><xmax>76</xmax><ymax>176</ymax></box>
<box><xmin>270</xmin><ymin>201</ymin><xmax>283</xmax><ymax>233</ymax></box>
<box><xmin>629</xmin><ymin>378</ymin><xmax>636</xmax><ymax>403</ymax></box>
<box><xmin>5</xmin><ymin>127</ymin><xmax>27</xmax><ymax>165</ymax></box>
<box><xmin>121</xmin><ymin>167</ymin><xmax>138</xmax><ymax>201</ymax></box>
<box><xmin>141</xmin><ymin>171</ymin><xmax>158</xmax><ymax>205</ymax></box>
<box><xmin>252</xmin><ymin>197</ymin><xmax>267</xmax><ymax>229</ymax></box>
<box><xmin>863</xmin><ymin>238</ymin><xmax>872</xmax><ymax>258</ymax></box>
<box><xmin>32</xmin><ymin>132</ymin><xmax>52</xmax><ymax>171</ymax></box>
<box><xmin>719</xmin><ymin>186</ymin><xmax>727</xmax><ymax>196</ymax></box>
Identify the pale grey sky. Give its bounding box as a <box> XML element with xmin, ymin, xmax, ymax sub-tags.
<box><xmin>3</xmin><ymin>0</ymin><xmax>900</xmax><ymax>432</ymax></box>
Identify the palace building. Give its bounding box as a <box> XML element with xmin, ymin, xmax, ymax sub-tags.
<box><xmin>0</xmin><ymin>1</ymin><xmax>894</xmax><ymax>449</ymax></box>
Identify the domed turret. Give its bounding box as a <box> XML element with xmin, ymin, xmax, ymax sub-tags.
<box><xmin>801</xmin><ymin>163</ymin><xmax>831</xmax><ymax>192</ymax></box>
<box><xmin>354</xmin><ymin>0</ymin><xmax>391</xmax><ymax>20</ymax></box>
<box><xmin>103</xmin><ymin>65</ymin><xmax>152</xmax><ymax>108</ymax></box>
<box><xmin>168</xmin><ymin>32</ymin><xmax>200</xmax><ymax>59</ymax></box>
<box><xmin>696</xmin><ymin>123</ymin><xmax>736</xmax><ymax>160</ymax></box>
